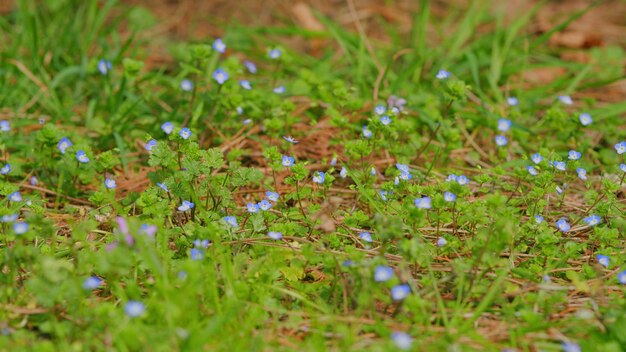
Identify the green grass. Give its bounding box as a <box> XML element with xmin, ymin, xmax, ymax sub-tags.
<box><xmin>1</xmin><ymin>0</ymin><xmax>626</xmax><ymax>351</ymax></box>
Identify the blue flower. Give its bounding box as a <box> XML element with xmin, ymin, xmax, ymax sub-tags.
<box><xmin>370</xmin><ymin>167</ymin><xmax>377</xmax><ymax>177</ymax></box>
<box><xmin>97</xmin><ymin>59</ymin><xmax>112</xmax><ymax>75</ymax></box>
<box><xmin>237</xmin><ymin>107</ymin><xmax>244</xmax><ymax>115</ymax></box>
<box><xmin>0</xmin><ymin>164</ymin><xmax>10</xmax><ymax>175</ymax></box>
<box><xmin>213</xmin><ymin>38</ymin><xmax>226</xmax><ymax>53</ymax></box>
<box><xmin>247</xmin><ymin>202</ymin><xmax>260</xmax><ymax>213</ymax></box>
<box><xmin>446</xmin><ymin>174</ymin><xmax>458</xmax><ymax>183</ymax></box>
<box><xmin>531</xmin><ymin>153</ymin><xmax>543</xmax><ymax>164</ymax></box>
<box><xmin>436</xmin><ymin>69</ymin><xmax>451</xmax><ymax>80</ymax></box>
<box><xmin>223</xmin><ymin>216</ymin><xmax>238</xmax><ymax>227</ymax></box>
<box><xmin>359</xmin><ymin>232</ymin><xmax>373</xmax><ymax>243</ymax></box>
<box><xmin>57</xmin><ymin>137</ymin><xmax>73</xmax><ymax>154</ymax></box>
<box><xmin>239</xmin><ymin>80</ymin><xmax>252</xmax><ymax>90</ymax></box>
<box><xmin>615</xmin><ymin>141</ymin><xmax>626</xmax><ymax>155</ymax></box>
<box><xmin>1</xmin><ymin>214</ymin><xmax>17</xmax><ymax>223</ymax></box>
<box><xmin>140</xmin><ymin>224</ymin><xmax>157</xmax><ymax>237</ymax></box>
<box><xmin>583</xmin><ymin>214</ymin><xmax>601</xmax><ymax>226</ymax></box>
<box><xmin>179</xmin><ymin>127</ymin><xmax>192</xmax><ymax>140</ymax></box>
<box><xmin>535</xmin><ymin>215</ymin><xmax>544</xmax><ymax>224</ymax></box>
<box><xmin>258</xmin><ymin>199</ymin><xmax>272</xmax><ymax>211</ymax></box>
<box><xmin>282</xmin><ymin>136</ymin><xmax>299</xmax><ymax>144</ymax></box>
<box><xmin>576</xmin><ymin>167</ymin><xmax>587</xmax><ymax>180</ymax></box>
<box><xmin>156</xmin><ymin>182</ymin><xmax>169</xmax><ymax>192</ymax></box>
<box><xmin>561</xmin><ymin>342</ymin><xmax>581</xmax><ymax>352</ymax></box>
<box><xmin>414</xmin><ymin>197</ymin><xmax>432</xmax><ymax>209</ymax></box>
<box><xmin>497</xmin><ymin>118</ymin><xmax>512</xmax><ymax>132</ymax></box>
<box><xmin>104</xmin><ymin>178</ymin><xmax>117</xmax><ymax>189</ymax></box>
<box><xmin>495</xmin><ymin>135</ymin><xmax>508</xmax><ymax>147</ymax></box>
<box><xmin>8</xmin><ymin>191</ymin><xmax>22</xmax><ymax>202</ymax></box>
<box><xmin>178</xmin><ymin>200</ymin><xmax>195</xmax><ymax>212</ymax></box>
<box><xmin>268</xmin><ymin>48</ymin><xmax>282</xmax><ymax>59</ymax></box>
<box><xmin>268</xmin><ymin>231</ymin><xmax>283</xmax><ymax>240</ymax></box>
<box><xmin>362</xmin><ymin>125</ymin><xmax>373</xmax><ymax>138</ymax></box>
<box><xmin>124</xmin><ymin>301</ymin><xmax>145</xmax><ymax>318</ymax></box>
<box><xmin>145</xmin><ymin>139</ymin><xmax>157</xmax><ymax>152</ymax></box>
<box><xmin>391</xmin><ymin>332</ymin><xmax>413</xmax><ymax>350</ymax></box>
<box><xmin>527</xmin><ymin>166</ymin><xmax>538</xmax><ymax>176</ymax></box>
<box><xmin>180</xmin><ymin>79</ymin><xmax>193</xmax><ymax>92</ymax></box>
<box><xmin>330</xmin><ymin>158</ymin><xmax>337</xmax><ymax>166</ymax></box>
<box><xmin>506</xmin><ymin>97</ymin><xmax>519</xmax><ymax>106</ymax></box>
<box><xmin>161</xmin><ymin>122</ymin><xmax>174</xmax><ymax>135</ymax></box>
<box><xmin>83</xmin><ymin>276</ymin><xmax>103</xmax><ymax>290</ymax></box>
<box><xmin>13</xmin><ymin>222</ymin><xmax>28</xmax><ymax>234</ymax></box>
<box><xmin>213</xmin><ymin>68</ymin><xmax>229</xmax><ymax>85</ymax></box>
<box><xmin>556</xmin><ymin>218</ymin><xmax>571</xmax><ymax>232</ymax></box>
<box><xmin>282</xmin><ymin>155</ymin><xmax>295</xmax><ymax>167</ymax></box>
<box><xmin>388</xmin><ymin>95</ymin><xmax>407</xmax><ymax>111</ymax></box>
<box><xmin>266</xmin><ymin>191</ymin><xmax>279</xmax><ymax>202</ymax></box>
<box><xmin>0</xmin><ymin>121</ymin><xmax>9</xmax><ymax>133</ymax></box>
<box><xmin>556</xmin><ymin>185</ymin><xmax>564</xmax><ymax>195</ymax></box>
<box><xmin>374</xmin><ymin>265</ymin><xmax>394</xmax><ymax>282</ymax></box>
<box><xmin>273</xmin><ymin>86</ymin><xmax>285</xmax><ymax>94</ymax></box>
<box><xmin>391</xmin><ymin>284</ymin><xmax>411</xmax><ymax>301</ymax></box>
<box><xmin>579</xmin><ymin>113</ymin><xmax>592</xmax><ymax>126</ymax></box>
<box><xmin>396</xmin><ymin>164</ymin><xmax>410</xmax><ymax>173</ymax></box>
<box><xmin>374</xmin><ymin>104</ymin><xmax>386</xmax><ymax>115</ymax></box>
<box><xmin>437</xmin><ymin>237</ymin><xmax>447</xmax><ymax>247</ymax></box>
<box><xmin>312</xmin><ymin>171</ymin><xmax>325</xmax><ymax>184</ymax></box>
<box><xmin>621</xmin><ymin>164</ymin><xmax>626</xmax><ymax>173</ymax></box>
<box><xmin>379</xmin><ymin>190</ymin><xmax>390</xmax><ymax>201</ymax></box>
<box><xmin>76</xmin><ymin>150</ymin><xmax>90</xmax><ymax>163</ymax></box>
<box><xmin>552</xmin><ymin>161</ymin><xmax>566</xmax><ymax>171</ymax></box>
<box><xmin>242</xmin><ymin>118</ymin><xmax>251</xmax><ymax>125</ymax></box>
<box><xmin>243</xmin><ymin>60</ymin><xmax>257</xmax><ymax>74</ymax></box>
<box><xmin>398</xmin><ymin>171</ymin><xmax>412</xmax><ymax>181</ymax></box>
<box><xmin>558</xmin><ymin>95</ymin><xmax>573</xmax><ymax>105</ymax></box>
<box><xmin>618</xmin><ymin>271</ymin><xmax>626</xmax><ymax>284</ymax></box>
<box><xmin>596</xmin><ymin>254</ymin><xmax>609</xmax><ymax>268</ymax></box>
<box><xmin>568</xmin><ymin>150</ymin><xmax>581</xmax><ymax>160</ymax></box>
<box><xmin>457</xmin><ymin>175</ymin><xmax>469</xmax><ymax>185</ymax></box>
<box><xmin>380</xmin><ymin>115</ymin><xmax>391</xmax><ymax>126</ymax></box>
<box><xmin>190</xmin><ymin>248</ymin><xmax>204</xmax><ymax>260</ymax></box>
<box><xmin>339</xmin><ymin>167</ymin><xmax>348</xmax><ymax>178</ymax></box>
<box><xmin>444</xmin><ymin>192</ymin><xmax>456</xmax><ymax>202</ymax></box>
<box><xmin>29</xmin><ymin>176</ymin><xmax>38</xmax><ymax>186</ymax></box>
<box><xmin>193</xmin><ymin>239</ymin><xmax>210</xmax><ymax>248</ymax></box>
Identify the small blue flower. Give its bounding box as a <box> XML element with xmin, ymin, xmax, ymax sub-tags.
<box><xmin>583</xmin><ymin>214</ymin><xmax>601</xmax><ymax>226</ymax></box>
<box><xmin>243</xmin><ymin>60</ymin><xmax>257</xmax><ymax>74</ymax></box>
<box><xmin>398</xmin><ymin>171</ymin><xmax>412</xmax><ymax>181</ymax></box>
<box><xmin>237</xmin><ymin>107</ymin><xmax>244</xmax><ymax>115</ymax></box>
<box><xmin>140</xmin><ymin>224</ymin><xmax>157</xmax><ymax>237</ymax></box>
<box><xmin>561</xmin><ymin>342</ymin><xmax>581</xmax><ymax>352</ymax></box>
<box><xmin>266</xmin><ymin>191</ymin><xmax>279</xmax><ymax>202</ymax></box>
<box><xmin>527</xmin><ymin>166</ymin><xmax>538</xmax><ymax>176</ymax></box>
<box><xmin>29</xmin><ymin>176</ymin><xmax>38</xmax><ymax>186</ymax></box>
<box><xmin>161</xmin><ymin>122</ymin><xmax>174</xmax><ymax>135</ymax></box>
<box><xmin>506</xmin><ymin>97</ymin><xmax>519</xmax><ymax>106</ymax></box>
<box><xmin>83</xmin><ymin>276</ymin><xmax>103</xmax><ymax>290</ymax></box>
<box><xmin>374</xmin><ymin>265</ymin><xmax>394</xmax><ymax>282</ymax></box>
<box><xmin>414</xmin><ymin>197</ymin><xmax>432</xmax><ymax>209</ymax></box>
<box><xmin>124</xmin><ymin>301</ymin><xmax>145</xmax><ymax>318</ymax></box>
<box><xmin>213</xmin><ymin>38</ymin><xmax>226</xmax><ymax>53</ymax></box>
<box><xmin>178</xmin><ymin>200</ymin><xmax>195</xmax><ymax>212</ymax></box>
<box><xmin>193</xmin><ymin>239</ymin><xmax>210</xmax><ymax>248</ymax></box>
<box><xmin>374</xmin><ymin>104</ymin><xmax>386</xmax><ymax>115</ymax></box>
<box><xmin>213</xmin><ymin>68</ymin><xmax>229</xmax><ymax>85</ymax></box>
<box><xmin>568</xmin><ymin>150</ymin><xmax>581</xmax><ymax>160</ymax></box>
<box><xmin>391</xmin><ymin>284</ymin><xmax>411</xmax><ymax>301</ymax></box>
<box><xmin>396</xmin><ymin>164</ymin><xmax>410</xmax><ymax>173</ymax></box>
<box><xmin>380</xmin><ymin>115</ymin><xmax>391</xmax><ymax>126</ymax></box>
<box><xmin>444</xmin><ymin>192</ymin><xmax>456</xmax><ymax>202</ymax></box>
<box><xmin>223</xmin><ymin>216</ymin><xmax>238</xmax><ymax>227</ymax></box>
<box><xmin>268</xmin><ymin>231</ymin><xmax>283</xmax><ymax>240</ymax></box>
<box><xmin>576</xmin><ymin>167</ymin><xmax>587</xmax><ymax>180</ymax></box>
<box><xmin>579</xmin><ymin>113</ymin><xmax>592</xmax><ymax>126</ymax></box>
<box><xmin>436</xmin><ymin>237</ymin><xmax>447</xmax><ymax>247</ymax></box>
<box><xmin>359</xmin><ymin>232</ymin><xmax>373</xmax><ymax>243</ymax></box>
<box><xmin>618</xmin><ymin>270</ymin><xmax>626</xmax><ymax>284</ymax></box>
<box><xmin>0</xmin><ymin>120</ymin><xmax>9</xmax><ymax>133</ymax></box>
<box><xmin>8</xmin><ymin>192</ymin><xmax>22</xmax><ymax>202</ymax></box>
<box><xmin>495</xmin><ymin>135</ymin><xmax>508</xmax><ymax>147</ymax></box>
<box><xmin>242</xmin><ymin>118</ymin><xmax>251</xmax><ymax>125</ymax></box>
<box><xmin>0</xmin><ymin>164</ymin><xmax>10</xmax><ymax>175</ymax></box>
<box><xmin>558</xmin><ymin>95</ymin><xmax>573</xmax><ymax>105</ymax></box>
<box><xmin>620</xmin><ymin>164</ymin><xmax>626</xmax><ymax>173</ymax></box>
<box><xmin>497</xmin><ymin>118</ymin><xmax>512</xmax><ymax>132</ymax></box>
<box><xmin>144</xmin><ymin>139</ymin><xmax>157</xmax><ymax>152</ymax></box>
<box><xmin>1</xmin><ymin>214</ymin><xmax>17</xmax><ymax>223</ymax></box>
<box><xmin>258</xmin><ymin>199</ymin><xmax>272</xmax><ymax>211</ymax></box>
<box><xmin>180</xmin><ymin>79</ymin><xmax>193</xmax><ymax>92</ymax></box>
<box><xmin>531</xmin><ymin>153</ymin><xmax>543</xmax><ymax>164</ymax></box>
<box><xmin>156</xmin><ymin>182</ymin><xmax>169</xmax><ymax>192</ymax></box>
<box><xmin>436</xmin><ymin>69</ymin><xmax>451</xmax><ymax>80</ymax></box>
<box><xmin>179</xmin><ymin>127</ymin><xmax>192</xmax><ymax>140</ymax></box>
<box><xmin>13</xmin><ymin>222</ymin><xmax>28</xmax><ymax>234</ymax></box>
<box><xmin>362</xmin><ymin>125</ymin><xmax>373</xmax><ymax>138</ymax></box>
<box><xmin>312</xmin><ymin>171</ymin><xmax>325</xmax><ymax>184</ymax></box>
<box><xmin>339</xmin><ymin>167</ymin><xmax>348</xmax><ymax>178</ymax></box>
<box><xmin>97</xmin><ymin>59</ymin><xmax>112</xmax><ymax>75</ymax></box>
<box><xmin>615</xmin><ymin>141</ymin><xmax>626</xmax><ymax>155</ymax></box>
<box><xmin>457</xmin><ymin>175</ymin><xmax>469</xmax><ymax>185</ymax></box>
<box><xmin>556</xmin><ymin>218</ymin><xmax>571</xmax><ymax>232</ymax></box>
<box><xmin>391</xmin><ymin>332</ymin><xmax>413</xmax><ymax>350</ymax></box>
<box><xmin>446</xmin><ymin>174</ymin><xmax>458</xmax><ymax>183</ymax></box>
<box><xmin>268</xmin><ymin>49</ymin><xmax>282</xmax><ymax>59</ymax></box>
<box><xmin>596</xmin><ymin>254</ymin><xmax>610</xmax><ymax>268</ymax></box>
<box><xmin>190</xmin><ymin>248</ymin><xmax>204</xmax><ymax>260</ymax></box>
<box><xmin>379</xmin><ymin>190</ymin><xmax>389</xmax><ymax>201</ymax></box>
<box><xmin>57</xmin><ymin>137</ymin><xmax>73</xmax><ymax>154</ymax></box>
<box><xmin>556</xmin><ymin>185</ymin><xmax>564</xmax><ymax>195</ymax></box>
<box><xmin>388</xmin><ymin>95</ymin><xmax>407</xmax><ymax>111</ymax></box>
<box><xmin>282</xmin><ymin>136</ymin><xmax>299</xmax><ymax>144</ymax></box>
<box><xmin>239</xmin><ymin>80</ymin><xmax>252</xmax><ymax>90</ymax></box>
<box><xmin>104</xmin><ymin>178</ymin><xmax>117</xmax><ymax>189</ymax></box>
<box><xmin>76</xmin><ymin>150</ymin><xmax>90</xmax><ymax>163</ymax></box>
<box><xmin>330</xmin><ymin>158</ymin><xmax>337</xmax><ymax>166</ymax></box>
<box><xmin>282</xmin><ymin>155</ymin><xmax>295</xmax><ymax>167</ymax></box>
<box><xmin>370</xmin><ymin>167</ymin><xmax>377</xmax><ymax>177</ymax></box>
<box><xmin>552</xmin><ymin>161</ymin><xmax>566</xmax><ymax>171</ymax></box>
<box><xmin>247</xmin><ymin>202</ymin><xmax>260</xmax><ymax>213</ymax></box>
<box><xmin>273</xmin><ymin>86</ymin><xmax>285</xmax><ymax>94</ymax></box>
<box><xmin>535</xmin><ymin>215</ymin><xmax>544</xmax><ymax>224</ymax></box>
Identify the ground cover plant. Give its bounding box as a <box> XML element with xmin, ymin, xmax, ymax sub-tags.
<box><xmin>1</xmin><ymin>0</ymin><xmax>626</xmax><ymax>350</ymax></box>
